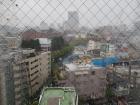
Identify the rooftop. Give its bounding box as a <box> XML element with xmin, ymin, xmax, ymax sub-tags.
<box><xmin>38</xmin><ymin>38</ymin><xmax>51</xmax><ymax>45</ymax></box>
<box><xmin>39</xmin><ymin>87</ymin><xmax>78</xmax><ymax>105</ymax></box>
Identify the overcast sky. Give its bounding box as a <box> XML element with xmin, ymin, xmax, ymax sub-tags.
<box><xmin>0</xmin><ymin>0</ymin><xmax>139</xmax><ymax>28</ymax></box>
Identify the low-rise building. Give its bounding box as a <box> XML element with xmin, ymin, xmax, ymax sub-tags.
<box><xmin>38</xmin><ymin>38</ymin><xmax>51</xmax><ymax>51</ymax></box>
<box><xmin>115</xmin><ymin>66</ymin><xmax>140</xmax><ymax>88</ymax></box>
<box><xmin>73</xmin><ymin>45</ymin><xmax>87</xmax><ymax>55</ymax></box>
<box><xmin>58</xmin><ymin>68</ymin><xmax>107</xmax><ymax>100</ymax></box>
<box><xmin>100</xmin><ymin>43</ymin><xmax>116</xmax><ymax>57</ymax></box>
<box><xmin>75</xmin><ymin>34</ymin><xmax>87</xmax><ymax>39</ymax></box>
<box><xmin>87</xmin><ymin>49</ymin><xmax>101</xmax><ymax>57</ymax></box>
<box><xmin>87</xmin><ymin>40</ymin><xmax>101</xmax><ymax>51</ymax></box>
<box><xmin>39</xmin><ymin>87</ymin><xmax>78</xmax><ymax>105</ymax></box>
<box><xmin>0</xmin><ymin>34</ymin><xmax>21</xmax><ymax>54</ymax></box>
<box><xmin>22</xmin><ymin>29</ymin><xmax>64</xmax><ymax>40</ymax></box>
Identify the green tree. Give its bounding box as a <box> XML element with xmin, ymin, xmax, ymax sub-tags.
<box><xmin>31</xmin><ymin>101</ymin><xmax>38</xmax><ymax>105</ymax></box>
<box><xmin>21</xmin><ymin>39</ymin><xmax>41</xmax><ymax>51</ymax></box>
<box><xmin>106</xmin><ymin>86</ymin><xmax>114</xmax><ymax>103</ymax></box>
<box><xmin>51</xmin><ymin>36</ymin><xmax>65</xmax><ymax>51</ymax></box>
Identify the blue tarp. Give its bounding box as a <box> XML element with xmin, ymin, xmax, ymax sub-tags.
<box><xmin>91</xmin><ymin>56</ymin><xmax>119</xmax><ymax>67</ymax></box>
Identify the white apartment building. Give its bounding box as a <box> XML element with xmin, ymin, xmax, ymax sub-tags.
<box><xmin>87</xmin><ymin>40</ymin><xmax>101</xmax><ymax>51</ymax></box>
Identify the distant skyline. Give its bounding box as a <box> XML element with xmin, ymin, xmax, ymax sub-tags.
<box><xmin>0</xmin><ymin>0</ymin><xmax>138</xmax><ymax>28</ymax></box>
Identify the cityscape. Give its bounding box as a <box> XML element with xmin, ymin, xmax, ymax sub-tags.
<box><xmin>0</xmin><ymin>0</ymin><xmax>140</xmax><ymax>105</ymax></box>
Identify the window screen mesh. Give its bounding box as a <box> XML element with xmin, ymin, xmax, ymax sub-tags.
<box><xmin>0</xmin><ymin>0</ymin><xmax>140</xmax><ymax>52</ymax></box>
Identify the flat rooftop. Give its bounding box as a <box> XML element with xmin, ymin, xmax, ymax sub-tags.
<box><xmin>39</xmin><ymin>87</ymin><xmax>77</xmax><ymax>105</ymax></box>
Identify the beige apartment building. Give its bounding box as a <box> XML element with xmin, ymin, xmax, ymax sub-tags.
<box><xmin>0</xmin><ymin>49</ymin><xmax>51</xmax><ymax>105</ymax></box>
<box><xmin>0</xmin><ymin>51</ymin><xmax>26</xmax><ymax>105</ymax></box>
<box><xmin>21</xmin><ymin>50</ymin><xmax>51</xmax><ymax>96</ymax></box>
<box><xmin>0</xmin><ymin>34</ymin><xmax>51</xmax><ymax>105</ymax></box>
<box><xmin>0</xmin><ymin>60</ymin><xmax>7</xmax><ymax>105</ymax></box>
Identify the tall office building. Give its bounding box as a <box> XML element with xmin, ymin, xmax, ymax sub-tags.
<box><xmin>68</xmin><ymin>11</ymin><xmax>79</xmax><ymax>26</ymax></box>
<box><xmin>64</xmin><ymin>11</ymin><xmax>79</xmax><ymax>32</ymax></box>
<box><xmin>40</xmin><ymin>21</ymin><xmax>49</xmax><ymax>30</ymax></box>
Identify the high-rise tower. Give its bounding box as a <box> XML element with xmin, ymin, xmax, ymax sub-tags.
<box><xmin>64</xmin><ymin>11</ymin><xmax>79</xmax><ymax>32</ymax></box>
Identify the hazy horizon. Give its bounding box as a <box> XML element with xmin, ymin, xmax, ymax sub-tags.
<box><xmin>0</xmin><ymin>0</ymin><xmax>139</xmax><ymax>28</ymax></box>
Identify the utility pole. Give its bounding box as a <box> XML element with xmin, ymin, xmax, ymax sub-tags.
<box><xmin>133</xmin><ymin>72</ymin><xmax>137</xmax><ymax>89</ymax></box>
<box><xmin>128</xmin><ymin>60</ymin><xmax>131</xmax><ymax>89</ymax></box>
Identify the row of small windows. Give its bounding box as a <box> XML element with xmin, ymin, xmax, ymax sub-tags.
<box><xmin>31</xmin><ymin>75</ymin><xmax>38</xmax><ymax>82</ymax></box>
<box><xmin>30</xmin><ymin>70</ymin><xmax>39</xmax><ymax>76</ymax></box>
<box><xmin>31</xmin><ymin>65</ymin><xmax>39</xmax><ymax>70</ymax></box>
<box><xmin>31</xmin><ymin>82</ymin><xmax>39</xmax><ymax>88</ymax></box>
<box><xmin>31</xmin><ymin>59</ymin><xmax>38</xmax><ymax>64</ymax></box>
